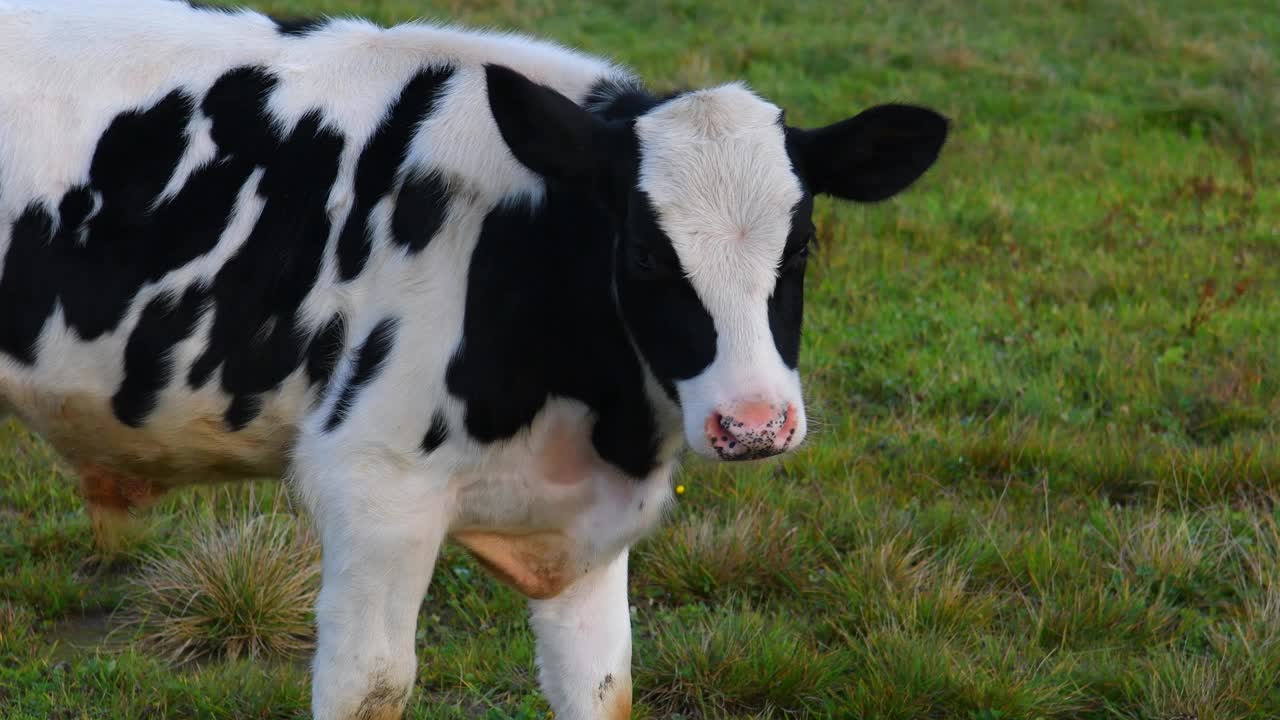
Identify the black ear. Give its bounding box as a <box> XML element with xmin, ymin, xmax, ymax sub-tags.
<box><xmin>787</xmin><ymin>104</ymin><xmax>948</xmax><ymax>202</ymax></box>
<box><xmin>485</xmin><ymin>64</ymin><xmax>622</xmax><ymax>185</ymax></box>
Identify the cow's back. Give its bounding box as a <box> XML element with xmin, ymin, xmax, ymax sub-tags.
<box><xmin>0</xmin><ymin>0</ymin><xmax>628</xmax><ymax>486</ymax></box>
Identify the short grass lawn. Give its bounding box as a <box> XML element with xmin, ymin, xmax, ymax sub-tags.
<box><xmin>3</xmin><ymin>0</ymin><xmax>1279</xmax><ymax>718</ymax></box>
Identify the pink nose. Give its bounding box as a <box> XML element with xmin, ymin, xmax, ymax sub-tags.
<box><xmin>704</xmin><ymin>401</ymin><xmax>798</xmax><ymax>461</ymax></box>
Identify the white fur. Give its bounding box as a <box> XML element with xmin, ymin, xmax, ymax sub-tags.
<box><xmin>0</xmin><ymin>2</ymin><xmax>816</xmax><ymax>718</ymax></box>
<box><xmin>529</xmin><ymin>550</ymin><xmax>633</xmax><ymax>720</ymax></box>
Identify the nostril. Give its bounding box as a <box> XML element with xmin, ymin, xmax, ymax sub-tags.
<box><xmin>705</xmin><ymin>412</ymin><xmax>733</xmax><ymax>444</ymax></box>
<box><xmin>777</xmin><ymin>403</ymin><xmax>800</xmax><ymax>448</ymax></box>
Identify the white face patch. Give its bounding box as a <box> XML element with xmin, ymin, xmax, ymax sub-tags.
<box><xmin>633</xmin><ymin>84</ymin><xmax>808</xmax><ymax>458</ymax></box>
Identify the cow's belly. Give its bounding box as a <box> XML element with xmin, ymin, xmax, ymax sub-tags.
<box><xmin>448</xmin><ymin>399</ymin><xmax>677</xmax><ymax>598</ymax></box>
<box><xmin>0</xmin><ymin>377</ymin><xmax>299</xmax><ymax>487</ymax></box>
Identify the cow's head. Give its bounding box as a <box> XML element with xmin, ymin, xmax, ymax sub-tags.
<box><xmin>486</xmin><ymin>65</ymin><xmax>947</xmax><ymax>461</ymax></box>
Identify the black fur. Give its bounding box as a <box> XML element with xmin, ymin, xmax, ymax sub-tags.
<box><xmin>0</xmin><ymin>206</ymin><xmax>57</xmax><ymax>365</ymax></box>
<box><xmin>336</xmin><ymin>67</ymin><xmax>456</xmax><ymax>280</ymax></box>
<box><xmin>392</xmin><ymin>173</ymin><xmax>450</xmax><ymax>253</ymax></box>
<box><xmin>445</xmin><ymin>187</ymin><xmax>663</xmax><ymax>478</ymax></box>
<box><xmin>306</xmin><ymin>315</ymin><xmax>347</xmax><ymax>391</ymax></box>
<box><xmin>0</xmin><ymin>65</ymin><xmax>354</xmax><ymax>431</ymax></box>
<box><xmin>768</xmin><ymin>193</ymin><xmax>815</xmax><ymax>369</ymax></box>
<box><xmin>614</xmin><ymin>190</ymin><xmax>718</xmax><ymax>402</ymax></box>
<box><xmin>786</xmin><ymin>104</ymin><xmax>948</xmax><ymax>202</ymax></box>
<box><xmin>32</xmin><ymin>91</ymin><xmax>196</xmax><ymax>345</ymax></box>
<box><xmin>274</xmin><ymin>16</ymin><xmax>328</xmax><ymax>36</ymax></box>
<box><xmin>421</xmin><ymin>411</ymin><xmax>449</xmax><ymax>454</ymax></box>
<box><xmin>485</xmin><ymin>65</ymin><xmax>630</xmax><ymax>189</ymax></box>
<box><xmin>0</xmin><ymin>87</ymin><xmax>237</xmax><ymax>371</ymax></box>
<box><xmin>187</xmin><ymin>98</ymin><xmax>345</xmax><ymax>430</ymax></box>
<box><xmin>325</xmin><ymin>317</ymin><xmax>399</xmax><ymax>432</ymax></box>
<box><xmin>483</xmin><ymin>70</ymin><xmax>720</xmax><ymax>412</ymax></box>
<box><xmin>112</xmin><ymin>287</ymin><xmax>209</xmax><ymax>428</ymax></box>
<box><xmin>225</xmin><ymin>394</ymin><xmax>265</xmax><ymax>432</ymax></box>
<box><xmin>179</xmin><ymin>1</ymin><xmax>236</xmax><ymax>15</ymax></box>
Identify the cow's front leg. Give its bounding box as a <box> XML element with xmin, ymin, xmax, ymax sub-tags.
<box><xmin>528</xmin><ymin>549</ymin><xmax>633</xmax><ymax>720</ymax></box>
<box><xmin>305</xmin><ymin>467</ymin><xmax>449</xmax><ymax>720</ymax></box>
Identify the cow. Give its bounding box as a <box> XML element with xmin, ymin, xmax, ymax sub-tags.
<box><xmin>0</xmin><ymin>1</ymin><xmax>948</xmax><ymax>717</ymax></box>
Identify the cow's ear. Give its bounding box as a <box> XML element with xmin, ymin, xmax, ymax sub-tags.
<box><xmin>786</xmin><ymin>104</ymin><xmax>948</xmax><ymax>202</ymax></box>
<box><xmin>485</xmin><ymin>64</ymin><xmax>624</xmax><ymax>186</ymax></box>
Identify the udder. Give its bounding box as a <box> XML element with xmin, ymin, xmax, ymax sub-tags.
<box><xmin>452</xmin><ymin>530</ymin><xmax>578</xmax><ymax>599</ymax></box>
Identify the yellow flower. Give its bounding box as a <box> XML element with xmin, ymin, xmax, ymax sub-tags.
<box><xmin>675</xmin><ymin>484</ymin><xmax>686</xmax><ymax>495</ymax></box>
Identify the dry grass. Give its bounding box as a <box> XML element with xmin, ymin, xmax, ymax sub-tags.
<box><xmin>117</xmin><ymin>498</ymin><xmax>320</xmax><ymax>663</ymax></box>
<box><xmin>0</xmin><ymin>600</ymin><xmax>29</xmax><ymax>647</ymax></box>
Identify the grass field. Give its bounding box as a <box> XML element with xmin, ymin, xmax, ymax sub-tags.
<box><xmin>3</xmin><ymin>0</ymin><xmax>1279</xmax><ymax>718</ymax></box>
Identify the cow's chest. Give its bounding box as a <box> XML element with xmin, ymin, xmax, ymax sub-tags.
<box><xmin>447</xmin><ymin>399</ymin><xmax>676</xmax><ymax>598</ymax></box>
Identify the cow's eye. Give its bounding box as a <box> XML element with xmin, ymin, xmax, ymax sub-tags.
<box><xmin>781</xmin><ymin>243</ymin><xmax>810</xmax><ymax>272</ymax></box>
<box><xmin>630</xmin><ymin>247</ymin><xmax>668</xmax><ymax>277</ymax></box>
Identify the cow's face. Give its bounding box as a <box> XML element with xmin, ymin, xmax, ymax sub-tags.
<box><xmin>486</xmin><ymin>66</ymin><xmax>947</xmax><ymax>461</ymax></box>
<box><xmin>615</xmin><ymin>88</ymin><xmax>811</xmax><ymax>461</ymax></box>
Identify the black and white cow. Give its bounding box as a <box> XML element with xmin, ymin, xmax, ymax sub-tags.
<box><xmin>0</xmin><ymin>1</ymin><xmax>947</xmax><ymax>717</ymax></box>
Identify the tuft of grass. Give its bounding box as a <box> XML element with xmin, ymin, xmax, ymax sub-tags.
<box><xmin>634</xmin><ymin>605</ymin><xmax>846</xmax><ymax>717</ymax></box>
<box><xmin>819</xmin><ymin>535</ymin><xmax>998</xmax><ymax>640</ymax></box>
<box><xmin>118</xmin><ymin>499</ymin><xmax>320</xmax><ymax>664</ymax></box>
<box><xmin>0</xmin><ymin>600</ymin><xmax>32</xmax><ymax>649</ymax></box>
<box><xmin>1116</xmin><ymin>646</ymin><xmax>1280</xmax><ymax>720</ymax></box>
<box><xmin>633</xmin><ymin>504</ymin><xmax>813</xmax><ymax>603</ymax></box>
<box><xmin>838</xmin><ymin>627</ymin><xmax>1089</xmax><ymax>720</ymax></box>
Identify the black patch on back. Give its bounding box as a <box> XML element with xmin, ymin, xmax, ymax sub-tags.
<box><xmin>112</xmin><ymin>286</ymin><xmax>209</xmax><ymax>427</ymax></box>
<box><xmin>62</xmin><ymin>90</ymin><xmax>196</xmax><ymax>342</ymax></box>
<box><xmin>445</xmin><ymin>187</ymin><xmax>663</xmax><ymax>479</ymax></box>
<box><xmin>768</xmin><ymin>193</ymin><xmax>814</xmax><ymax>369</ymax></box>
<box><xmin>0</xmin><ymin>88</ymin><xmax>230</xmax><ymax>364</ymax></box>
<box><xmin>421</xmin><ymin>411</ymin><xmax>449</xmax><ymax>454</ymax></box>
<box><xmin>391</xmin><ymin>173</ymin><xmax>450</xmax><ymax>253</ymax></box>
<box><xmin>177</xmin><ymin>65</ymin><xmax>346</xmax><ymax>430</ymax></box>
<box><xmin>273</xmin><ymin>16</ymin><xmax>327</xmax><ymax>36</ymax></box>
<box><xmin>336</xmin><ymin>66</ymin><xmax>455</xmax><ymax>281</ymax></box>
<box><xmin>0</xmin><ymin>63</ymin><xmax>365</xmax><ymax>431</ymax></box>
<box><xmin>188</xmin><ymin>108</ymin><xmax>344</xmax><ymax>432</ymax></box>
<box><xmin>324</xmin><ymin>317</ymin><xmax>398</xmax><ymax>432</ymax></box>
<box><xmin>203</xmin><ymin>67</ymin><xmax>281</xmax><ymax>162</ymax></box>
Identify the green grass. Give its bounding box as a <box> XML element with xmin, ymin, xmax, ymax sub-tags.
<box><xmin>3</xmin><ymin>0</ymin><xmax>1279</xmax><ymax>717</ymax></box>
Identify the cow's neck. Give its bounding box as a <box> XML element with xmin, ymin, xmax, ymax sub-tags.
<box><xmin>444</xmin><ymin>177</ymin><xmax>677</xmax><ymax>480</ymax></box>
